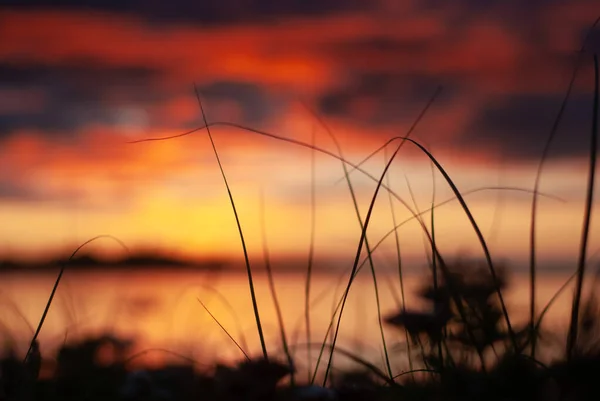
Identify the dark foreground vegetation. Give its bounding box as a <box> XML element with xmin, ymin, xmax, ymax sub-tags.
<box><xmin>3</xmin><ymin>261</ymin><xmax>600</xmax><ymax>401</ymax></box>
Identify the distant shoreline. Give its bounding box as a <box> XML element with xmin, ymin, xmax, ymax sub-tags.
<box><xmin>0</xmin><ymin>254</ymin><xmax>227</xmax><ymax>273</ymax></box>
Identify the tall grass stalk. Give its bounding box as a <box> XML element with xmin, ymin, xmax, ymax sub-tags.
<box><xmin>304</xmin><ymin>126</ymin><xmax>317</xmax><ymax>381</ymax></box>
<box><xmin>383</xmin><ymin>147</ymin><xmax>414</xmax><ymax>376</ymax></box>
<box><xmin>428</xmin><ymin>166</ymin><xmax>444</xmax><ymax>369</ymax></box>
<box><xmin>258</xmin><ymin>190</ymin><xmax>295</xmax><ymax>383</ymax></box>
<box><xmin>305</xmin><ymin>89</ymin><xmax>440</xmax><ymax>383</ymax></box>
<box><xmin>404</xmin><ymin>175</ymin><xmax>440</xmax><ymax>370</ymax></box>
<box><xmin>192</xmin><ymin>86</ymin><xmax>268</xmax><ymax>361</ymax></box>
<box><xmin>321</xmin><ymin>141</ymin><xmax>404</xmax><ymax>385</ymax></box>
<box><xmin>529</xmin><ymin>17</ymin><xmax>600</xmax><ymax>358</ymax></box>
<box><xmin>566</xmin><ymin>53</ymin><xmax>599</xmax><ymax>359</ymax></box>
<box><xmin>303</xmin><ymin>106</ymin><xmax>394</xmax><ymax>383</ymax></box>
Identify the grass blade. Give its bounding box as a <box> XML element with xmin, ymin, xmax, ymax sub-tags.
<box><xmin>259</xmin><ymin>190</ymin><xmax>295</xmax><ymax>382</ymax></box>
<box><xmin>192</xmin><ymin>86</ymin><xmax>268</xmax><ymax>361</ymax></box>
<box><xmin>383</xmin><ymin>146</ymin><xmax>414</xmax><ymax>375</ymax></box>
<box><xmin>321</xmin><ymin>141</ymin><xmax>403</xmax><ymax>385</ymax></box>
<box><xmin>398</xmin><ymin>138</ymin><xmax>518</xmax><ymax>350</ymax></box>
<box><xmin>304</xmin><ymin>125</ymin><xmax>317</xmax><ymax>381</ymax></box>
<box><xmin>24</xmin><ymin>235</ymin><xmax>129</xmax><ymax>364</ymax></box>
<box><xmin>301</xmin><ymin>104</ymin><xmax>395</xmax><ymax>383</ymax></box>
<box><xmin>197</xmin><ymin>297</ymin><xmax>250</xmax><ymax>361</ymax></box>
<box><xmin>529</xmin><ymin>17</ymin><xmax>600</xmax><ymax>357</ymax></box>
<box><xmin>566</xmin><ymin>53</ymin><xmax>599</xmax><ymax>359</ymax></box>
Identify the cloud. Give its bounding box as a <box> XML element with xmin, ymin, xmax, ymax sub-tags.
<box><xmin>0</xmin><ymin>62</ymin><xmax>164</xmax><ymax>136</ymax></box>
<box><xmin>1</xmin><ymin>0</ymin><xmax>371</xmax><ymax>25</ymax></box>
<box><xmin>463</xmin><ymin>92</ymin><xmax>595</xmax><ymax>162</ymax></box>
<box><xmin>0</xmin><ymin>59</ymin><xmax>292</xmax><ymax>138</ymax></box>
<box><xmin>192</xmin><ymin>81</ymin><xmax>291</xmax><ymax>126</ymax></box>
<box><xmin>315</xmin><ymin>71</ymin><xmax>460</xmax><ymax>126</ymax></box>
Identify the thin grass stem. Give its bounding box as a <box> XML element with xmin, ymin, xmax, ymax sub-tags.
<box><xmin>530</xmin><ymin>17</ymin><xmax>600</xmax><ymax>358</ymax></box>
<box><xmin>566</xmin><ymin>54</ymin><xmax>599</xmax><ymax>359</ymax></box>
<box><xmin>197</xmin><ymin>298</ymin><xmax>250</xmax><ymax>361</ymax></box>
<box><xmin>192</xmin><ymin>86</ymin><xmax>268</xmax><ymax>361</ymax></box>
<box><xmin>259</xmin><ymin>190</ymin><xmax>295</xmax><ymax>383</ymax></box>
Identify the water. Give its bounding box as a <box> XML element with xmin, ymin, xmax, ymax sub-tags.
<box><xmin>0</xmin><ymin>267</ymin><xmax>593</xmax><ymax>372</ymax></box>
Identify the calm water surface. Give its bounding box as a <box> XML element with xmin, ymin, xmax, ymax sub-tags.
<box><xmin>0</xmin><ymin>268</ymin><xmax>594</xmax><ymax>372</ymax></box>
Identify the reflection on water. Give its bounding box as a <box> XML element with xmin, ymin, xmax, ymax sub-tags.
<box><xmin>0</xmin><ymin>267</ymin><xmax>594</xmax><ymax>370</ymax></box>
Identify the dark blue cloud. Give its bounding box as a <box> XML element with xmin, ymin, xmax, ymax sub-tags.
<box><xmin>0</xmin><ymin>62</ymin><xmax>164</xmax><ymax>137</ymax></box>
<box><xmin>0</xmin><ymin>61</ymin><xmax>288</xmax><ymax>137</ymax></box>
<box><xmin>316</xmin><ymin>71</ymin><xmax>460</xmax><ymax>126</ymax></box>
<box><xmin>194</xmin><ymin>81</ymin><xmax>288</xmax><ymax>126</ymax></box>
<box><xmin>465</xmin><ymin>93</ymin><xmax>595</xmax><ymax>161</ymax></box>
<box><xmin>0</xmin><ymin>63</ymin><xmax>160</xmax><ymax>88</ymax></box>
<box><xmin>1</xmin><ymin>0</ymin><xmax>369</xmax><ymax>25</ymax></box>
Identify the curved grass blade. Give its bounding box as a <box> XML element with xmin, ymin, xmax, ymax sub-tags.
<box><xmin>321</xmin><ymin>141</ymin><xmax>404</xmax><ymax>385</ymax></box>
<box><xmin>24</xmin><ymin>235</ymin><xmax>129</xmax><ymax>364</ymax></box>
<box><xmin>301</xmin><ymin>104</ymin><xmax>397</xmax><ymax>383</ymax></box>
<box><xmin>398</xmin><ymin>138</ymin><xmax>518</xmax><ymax>350</ymax></box>
<box><xmin>303</xmin><ymin>89</ymin><xmax>442</xmax><ymax>384</ymax></box>
<box><xmin>428</xmin><ymin>165</ymin><xmax>444</xmax><ymax>369</ymax></box>
<box><xmin>535</xmin><ymin>270</ymin><xmax>577</xmax><ymax>333</ymax></box>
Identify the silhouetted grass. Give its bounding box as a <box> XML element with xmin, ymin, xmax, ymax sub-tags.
<box><xmin>258</xmin><ymin>190</ymin><xmax>295</xmax><ymax>384</ymax></box>
<box><xmin>301</xmin><ymin>101</ymin><xmax>395</xmax><ymax>384</ymax></box>
<box><xmin>531</xmin><ymin>17</ymin><xmax>600</xmax><ymax>359</ymax></box>
<box><xmin>383</xmin><ymin>146</ymin><xmax>415</xmax><ymax>375</ymax></box>
<box><xmin>303</xmin><ymin>125</ymin><xmax>317</xmax><ymax>382</ymax></box>
<box><xmin>197</xmin><ymin>298</ymin><xmax>250</xmax><ymax>361</ymax></box>
<box><xmin>192</xmin><ymin>86</ymin><xmax>269</xmax><ymax>361</ymax></box>
<box><xmin>170</xmin><ymin>282</ymin><xmax>250</xmax><ymax>353</ymax></box>
<box><xmin>567</xmin><ymin>53</ymin><xmax>599</xmax><ymax>359</ymax></box>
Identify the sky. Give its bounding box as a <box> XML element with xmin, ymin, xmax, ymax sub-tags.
<box><xmin>1</xmin><ymin>0</ymin><xmax>600</xmax><ymax>270</ymax></box>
